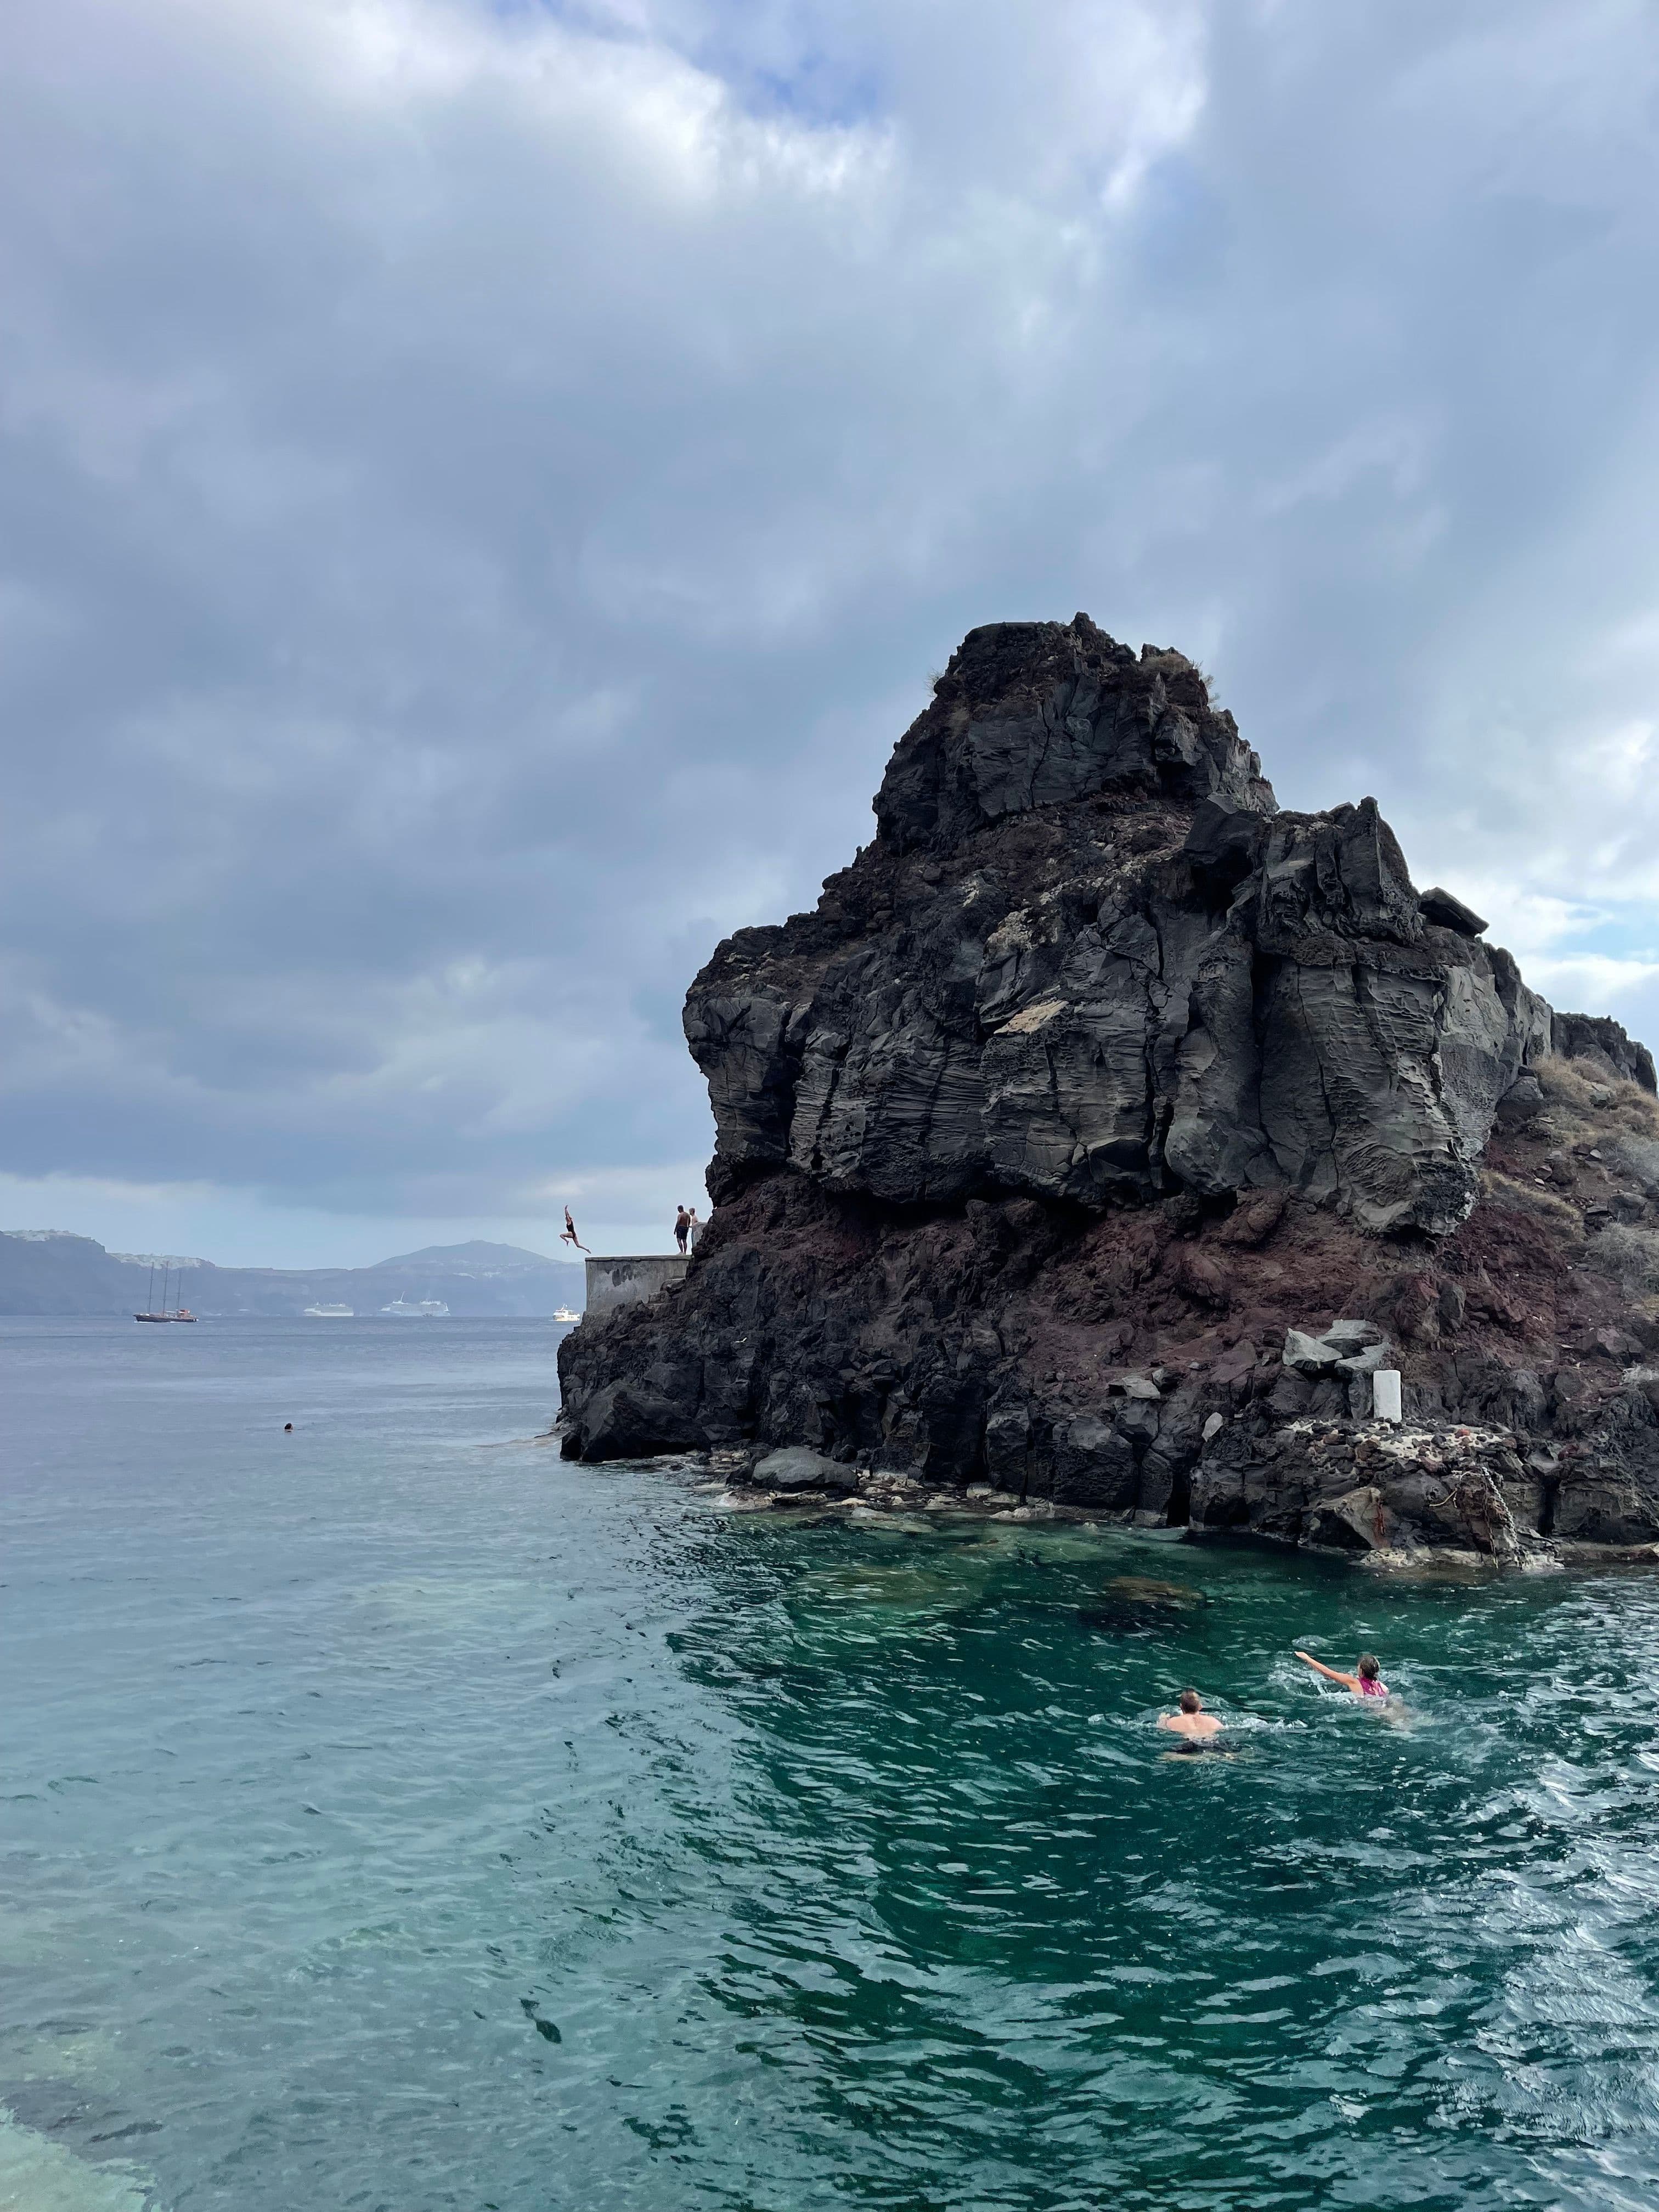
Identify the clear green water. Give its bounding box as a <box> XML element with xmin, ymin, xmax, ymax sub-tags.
<box><xmin>7</xmin><ymin>1318</ymin><xmax>1659</xmax><ymax>2210</ymax></box>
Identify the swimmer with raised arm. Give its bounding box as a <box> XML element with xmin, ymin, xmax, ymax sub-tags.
<box><xmin>1295</xmin><ymin>1649</ymin><xmax>1389</xmax><ymax>1701</ymax></box>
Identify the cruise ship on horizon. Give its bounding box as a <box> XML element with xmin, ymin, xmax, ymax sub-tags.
<box><xmin>381</xmin><ymin>1299</ymin><xmax>449</xmax><ymax>1317</ymax></box>
<box><xmin>303</xmin><ymin>1303</ymin><xmax>354</xmax><ymax>1318</ymax></box>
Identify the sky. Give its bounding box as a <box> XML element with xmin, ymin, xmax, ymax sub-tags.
<box><xmin>3</xmin><ymin>0</ymin><xmax>1659</xmax><ymax>1265</ymax></box>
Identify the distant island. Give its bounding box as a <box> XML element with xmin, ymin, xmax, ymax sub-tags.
<box><xmin>0</xmin><ymin>1234</ymin><xmax>585</xmax><ymax>1318</ymax></box>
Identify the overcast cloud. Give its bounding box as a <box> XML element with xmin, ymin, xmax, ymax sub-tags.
<box><xmin>3</xmin><ymin>0</ymin><xmax>1659</xmax><ymax>1262</ymax></box>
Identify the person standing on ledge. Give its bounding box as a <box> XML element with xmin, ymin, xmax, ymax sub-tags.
<box><xmin>1158</xmin><ymin>1689</ymin><xmax>1224</xmax><ymax>1741</ymax></box>
<box><xmin>674</xmin><ymin>1205</ymin><xmax>691</xmax><ymax>1254</ymax></box>
<box><xmin>686</xmin><ymin>1205</ymin><xmax>702</xmax><ymax>1249</ymax></box>
<box><xmin>560</xmin><ymin>1206</ymin><xmax>590</xmax><ymax>1254</ymax></box>
<box><xmin>1295</xmin><ymin>1649</ymin><xmax>1389</xmax><ymax>1700</ymax></box>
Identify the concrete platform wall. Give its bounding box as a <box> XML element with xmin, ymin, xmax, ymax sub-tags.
<box><xmin>583</xmin><ymin>1254</ymin><xmax>690</xmax><ymax>1320</ymax></box>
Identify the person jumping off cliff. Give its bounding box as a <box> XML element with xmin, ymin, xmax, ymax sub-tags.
<box><xmin>560</xmin><ymin>1207</ymin><xmax>590</xmax><ymax>1254</ymax></box>
<box><xmin>674</xmin><ymin>1205</ymin><xmax>691</xmax><ymax>1254</ymax></box>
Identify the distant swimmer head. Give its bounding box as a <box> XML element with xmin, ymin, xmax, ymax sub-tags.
<box><xmin>284</xmin><ymin>1422</ymin><xmax>293</xmax><ymax>1432</ymax></box>
<box><xmin>1178</xmin><ymin>1688</ymin><xmax>1202</xmax><ymax>1713</ymax></box>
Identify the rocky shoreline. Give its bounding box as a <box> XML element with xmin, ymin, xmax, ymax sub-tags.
<box><xmin>559</xmin><ymin>616</ymin><xmax>1659</xmax><ymax>1568</ymax></box>
<box><xmin>597</xmin><ymin>1441</ymin><xmax>1659</xmax><ymax>1582</ymax></box>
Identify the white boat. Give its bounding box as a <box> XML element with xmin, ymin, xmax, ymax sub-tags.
<box><xmin>303</xmin><ymin>1304</ymin><xmax>354</xmax><ymax>1318</ymax></box>
<box><xmin>552</xmin><ymin>1305</ymin><xmax>580</xmax><ymax>1324</ymax></box>
<box><xmin>380</xmin><ymin>1299</ymin><xmax>449</xmax><ymax>1317</ymax></box>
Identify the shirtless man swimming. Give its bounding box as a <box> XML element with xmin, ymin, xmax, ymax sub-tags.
<box><xmin>1158</xmin><ymin>1688</ymin><xmax>1224</xmax><ymax>1741</ymax></box>
<box><xmin>1295</xmin><ymin>1649</ymin><xmax>1389</xmax><ymax>1701</ymax></box>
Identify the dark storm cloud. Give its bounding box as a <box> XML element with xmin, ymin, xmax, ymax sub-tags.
<box><xmin>3</xmin><ymin>0</ymin><xmax>1659</xmax><ymax>1235</ymax></box>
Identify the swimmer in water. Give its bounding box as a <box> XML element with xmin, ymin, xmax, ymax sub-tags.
<box><xmin>1295</xmin><ymin>1649</ymin><xmax>1388</xmax><ymax>1701</ymax></box>
<box><xmin>1159</xmin><ymin>1688</ymin><xmax>1225</xmax><ymax>1742</ymax></box>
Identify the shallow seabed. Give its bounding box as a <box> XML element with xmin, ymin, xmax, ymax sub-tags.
<box><xmin>6</xmin><ymin>1318</ymin><xmax>1659</xmax><ymax>2211</ymax></box>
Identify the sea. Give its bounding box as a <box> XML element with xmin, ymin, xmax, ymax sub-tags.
<box><xmin>7</xmin><ymin>1316</ymin><xmax>1659</xmax><ymax>2211</ymax></box>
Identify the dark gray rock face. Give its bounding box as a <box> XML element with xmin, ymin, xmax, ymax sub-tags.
<box><xmin>1551</xmin><ymin>1013</ymin><xmax>1658</xmax><ymax>1093</ymax></box>
<box><xmin>559</xmin><ymin>614</ymin><xmax>1659</xmax><ymax>1563</ymax></box>
<box><xmin>569</xmin><ymin>1380</ymin><xmax>707</xmax><ymax>1461</ymax></box>
<box><xmin>687</xmin><ymin>616</ymin><xmax>1549</xmax><ymax>1237</ymax></box>
<box><xmin>1419</xmin><ymin>887</ymin><xmax>1489</xmax><ymax>937</ymax></box>
<box><xmin>870</xmin><ymin>617</ymin><xmax>1275</xmax><ymax>851</ymax></box>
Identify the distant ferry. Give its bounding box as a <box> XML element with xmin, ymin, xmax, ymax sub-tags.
<box><xmin>381</xmin><ymin>1299</ymin><xmax>449</xmax><ymax>1317</ymax></box>
<box><xmin>552</xmin><ymin>1305</ymin><xmax>580</xmax><ymax>1324</ymax></box>
<box><xmin>303</xmin><ymin>1303</ymin><xmax>354</xmax><ymax>1318</ymax></box>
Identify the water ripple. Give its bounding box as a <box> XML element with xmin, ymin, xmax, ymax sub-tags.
<box><xmin>8</xmin><ymin>1318</ymin><xmax>1659</xmax><ymax>2208</ymax></box>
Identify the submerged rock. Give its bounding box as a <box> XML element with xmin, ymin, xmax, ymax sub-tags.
<box><xmin>559</xmin><ymin>616</ymin><xmax>1659</xmax><ymax>1562</ymax></box>
<box><xmin>1077</xmin><ymin>1577</ymin><xmax>1206</xmax><ymax>1635</ymax></box>
<box><xmin>1102</xmin><ymin>1575</ymin><xmax>1206</xmax><ymax>1610</ymax></box>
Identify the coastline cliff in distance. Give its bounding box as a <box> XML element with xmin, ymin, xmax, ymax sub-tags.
<box><xmin>0</xmin><ymin>1234</ymin><xmax>584</xmax><ymax>1318</ymax></box>
<box><xmin>560</xmin><ymin>614</ymin><xmax>1659</xmax><ymax>1568</ymax></box>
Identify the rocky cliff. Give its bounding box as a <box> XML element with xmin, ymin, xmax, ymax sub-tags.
<box><xmin>560</xmin><ymin>617</ymin><xmax>1659</xmax><ymax>1567</ymax></box>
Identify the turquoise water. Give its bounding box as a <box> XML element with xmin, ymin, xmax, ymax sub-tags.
<box><xmin>7</xmin><ymin>1321</ymin><xmax>1659</xmax><ymax>2210</ymax></box>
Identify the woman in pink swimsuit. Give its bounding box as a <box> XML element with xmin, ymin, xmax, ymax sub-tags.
<box><xmin>1295</xmin><ymin>1649</ymin><xmax>1389</xmax><ymax>1700</ymax></box>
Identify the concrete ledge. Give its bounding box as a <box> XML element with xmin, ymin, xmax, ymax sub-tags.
<box><xmin>583</xmin><ymin>1253</ymin><xmax>691</xmax><ymax>1320</ymax></box>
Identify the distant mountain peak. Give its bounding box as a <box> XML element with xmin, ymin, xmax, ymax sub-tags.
<box><xmin>368</xmin><ymin>1240</ymin><xmax>557</xmax><ymax>1271</ymax></box>
<box><xmin>0</xmin><ymin>1231</ymin><xmax>580</xmax><ymax>1316</ymax></box>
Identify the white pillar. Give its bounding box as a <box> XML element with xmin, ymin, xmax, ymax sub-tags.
<box><xmin>1373</xmin><ymin>1369</ymin><xmax>1403</xmax><ymax>1424</ymax></box>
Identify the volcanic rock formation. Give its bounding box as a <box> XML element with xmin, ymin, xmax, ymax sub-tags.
<box><xmin>560</xmin><ymin>617</ymin><xmax>1659</xmax><ymax>1566</ymax></box>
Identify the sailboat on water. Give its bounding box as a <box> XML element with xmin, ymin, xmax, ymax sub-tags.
<box><xmin>134</xmin><ymin>1259</ymin><xmax>197</xmax><ymax>1324</ymax></box>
